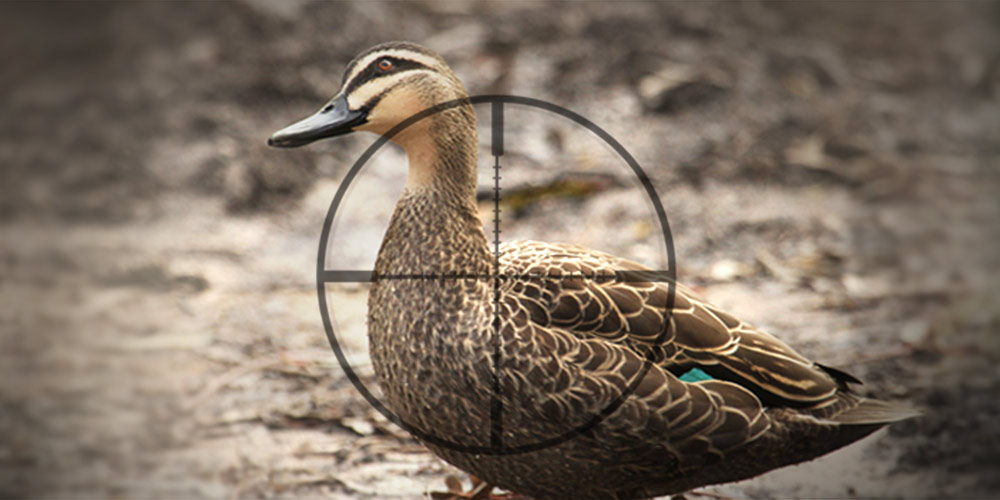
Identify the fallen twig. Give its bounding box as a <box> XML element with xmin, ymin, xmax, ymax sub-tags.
<box><xmin>184</xmin><ymin>351</ymin><xmax>332</xmax><ymax>411</ymax></box>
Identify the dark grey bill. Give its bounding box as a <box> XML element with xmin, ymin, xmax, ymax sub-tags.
<box><xmin>267</xmin><ymin>94</ymin><xmax>367</xmax><ymax>148</ymax></box>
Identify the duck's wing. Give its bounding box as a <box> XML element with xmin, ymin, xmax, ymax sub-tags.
<box><xmin>498</xmin><ymin>240</ymin><xmax>849</xmax><ymax>413</ymax></box>
<box><xmin>496</xmin><ymin>241</ymin><xmax>917</xmax><ymax>465</ymax></box>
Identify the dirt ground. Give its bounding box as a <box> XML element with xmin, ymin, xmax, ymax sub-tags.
<box><xmin>2</xmin><ymin>2</ymin><xmax>999</xmax><ymax>498</ymax></box>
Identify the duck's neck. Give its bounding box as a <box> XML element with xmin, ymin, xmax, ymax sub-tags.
<box><xmin>375</xmin><ymin>113</ymin><xmax>491</xmax><ymax>278</ymax></box>
<box><xmin>400</xmin><ymin>116</ymin><xmax>478</xmax><ymax>202</ymax></box>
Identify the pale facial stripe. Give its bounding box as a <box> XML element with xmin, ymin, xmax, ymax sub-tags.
<box><xmin>345</xmin><ymin>68</ymin><xmax>436</xmax><ymax>110</ymax></box>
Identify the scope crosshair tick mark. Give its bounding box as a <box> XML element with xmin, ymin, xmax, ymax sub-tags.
<box><xmin>317</xmin><ymin>94</ymin><xmax>676</xmax><ymax>455</ymax></box>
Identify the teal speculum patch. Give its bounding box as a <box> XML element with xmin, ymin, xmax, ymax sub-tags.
<box><xmin>679</xmin><ymin>367</ymin><xmax>713</xmax><ymax>383</ymax></box>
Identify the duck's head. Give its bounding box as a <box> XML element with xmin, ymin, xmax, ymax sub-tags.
<box><xmin>267</xmin><ymin>42</ymin><xmax>471</xmax><ymax>149</ymax></box>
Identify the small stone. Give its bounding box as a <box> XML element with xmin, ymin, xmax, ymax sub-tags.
<box><xmin>341</xmin><ymin>417</ymin><xmax>376</xmax><ymax>436</ymax></box>
<box><xmin>900</xmin><ymin>320</ymin><xmax>930</xmax><ymax>344</ymax></box>
<box><xmin>710</xmin><ymin>259</ymin><xmax>750</xmax><ymax>281</ymax></box>
<box><xmin>637</xmin><ymin>63</ymin><xmax>728</xmax><ymax>113</ymax></box>
<box><xmin>785</xmin><ymin>135</ymin><xmax>827</xmax><ymax>169</ymax></box>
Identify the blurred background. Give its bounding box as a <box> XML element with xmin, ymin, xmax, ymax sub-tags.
<box><xmin>1</xmin><ymin>1</ymin><xmax>998</xmax><ymax>498</ymax></box>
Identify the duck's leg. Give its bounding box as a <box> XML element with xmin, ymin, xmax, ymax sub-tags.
<box><xmin>684</xmin><ymin>489</ymin><xmax>737</xmax><ymax>500</ymax></box>
<box><xmin>430</xmin><ymin>475</ymin><xmax>525</xmax><ymax>500</ymax></box>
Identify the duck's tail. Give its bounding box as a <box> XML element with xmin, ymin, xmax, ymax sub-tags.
<box><xmin>829</xmin><ymin>398</ymin><xmax>922</xmax><ymax>425</ymax></box>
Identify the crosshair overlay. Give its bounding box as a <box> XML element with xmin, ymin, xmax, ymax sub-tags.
<box><xmin>317</xmin><ymin>95</ymin><xmax>676</xmax><ymax>455</ymax></box>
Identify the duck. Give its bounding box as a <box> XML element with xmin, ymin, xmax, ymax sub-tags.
<box><xmin>268</xmin><ymin>41</ymin><xmax>917</xmax><ymax>500</ymax></box>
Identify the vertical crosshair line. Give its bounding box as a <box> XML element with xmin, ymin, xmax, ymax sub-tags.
<box><xmin>489</xmin><ymin>100</ymin><xmax>504</xmax><ymax>449</ymax></box>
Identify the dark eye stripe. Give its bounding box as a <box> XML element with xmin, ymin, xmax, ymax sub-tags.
<box><xmin>344</xmin><ymin>57</ymin><xmax>429</xmax><ymax>95</ymax></box>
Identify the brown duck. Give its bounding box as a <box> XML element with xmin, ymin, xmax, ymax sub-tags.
<box><xmin>269</xmin><ymin>41</ymin><xmax>917</xmax><ymax>500</ymax></box>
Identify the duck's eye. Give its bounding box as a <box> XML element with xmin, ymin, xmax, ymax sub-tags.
<box><xmin>377</xmin><ymin>59</ymin><xmax>393</xmax><ymax>71</ymax></box>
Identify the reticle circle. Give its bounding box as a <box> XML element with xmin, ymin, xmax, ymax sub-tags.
<box><xmin>317</xmin><ymin>95</ymin><xmax>676</xmax><ymax>455</ymax></box>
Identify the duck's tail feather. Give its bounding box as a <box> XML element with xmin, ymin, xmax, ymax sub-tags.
<box><xmin>830</xmin><ymin>398</ymin><xmax>922</xmax><ymax>425</ymax></box>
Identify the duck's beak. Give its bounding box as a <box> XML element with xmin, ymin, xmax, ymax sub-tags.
<box><xmin>267</xmin><ymin>94</ymin><xmax>367</xmax><ymax>148</ymax></box>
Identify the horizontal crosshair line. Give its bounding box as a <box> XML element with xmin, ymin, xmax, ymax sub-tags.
<box><xmin>319</xmin><ymin>270</ymin><xmax>674</xmax><ymax>283</ymax></box>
